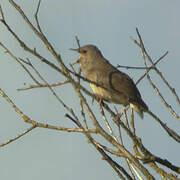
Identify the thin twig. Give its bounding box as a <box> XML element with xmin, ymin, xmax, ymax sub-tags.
<box><xmin>9</xmin><ymin>0</ymin><xmax>69</xmax><ymax>74</ymax></box>
<box><xmin>71</xmin><ymin>77</ymin><xmax>154</xmax><ymax>179</ymax></box>
<box><xmin>0</xmin><ymin>16</ymin><xmax>65</xmax><ymax>76</ymax></box>
<box><xmin>102</xmin><ymin>101</ymin><xmax>180</xmax><ymax>174</ymax></box>
<box><xmin>135</xmin><ymin>51</ymin><xmax>169</xmax><ymax>85</ymax></box>
<box><xmin>134</xmin><ymin>28</ymin><xmax>180</xmax><ymax>107</ymax></box>
<box><xmin>0</xmin><ymin>88</ymin><xmax>97</xmax><ymax>134</ymax></box>
<box><xmin>17</xmin><ymin>80</ymin><xmax>70</xmax><ymax>91</ymax></box>
<box><xmin>147</xmin><ymin>74</ymin><xmax>180</xmax><ymax>120</ymax></box>
<box><xmin>121</xmin><ymin>108</ymin><xmax>138</xmax><ymax>180</ymax></box>
<box><xmin>75</xmin><ymin>36</ymin><xmax>81</xmax><ymax>49</ymax></box>
<box><xmin>147</xmin><ymin>110</ymin><xmax>180</xmax><ymax>143</ymax></box>
<box><xmin>134</xmin><ymin>143</ymin><xmax>179</xmax><ymax>179</ymax></box>
<box><xmin>2</xmin><ymin>1</ymin><xmax>177</xmax><ymax>178</ymax></box>
<box><xmin>128</xmin><ymin>163</ymin><xmax>143</xmax><ymax>180</ymax></box>
<box><xmin>122</xmin><ymin>107</ymin><xmax>131</xmax><ymax>130</ymax></box>
<box><xmin>80</xmin><ymin>101</ymin><xmax>88</xmax><ymax>129</ymax></box>
<box><xmin>133</xmin><ymin>38</ymin><xmax>180</xmax><ymax>121</ymax></box>
<box><xmin>100</xmin><ymin>105</ymin><xmax>118</xmax><ymax>142</ymax></box>
<box><xmin>93</xmin><ymin>139</ymin><xmax>123</xmax><ymax>157</ymax></box>
<box><xmin>0</xmin><ymin>4</ymin><xmax>5</xmax><ymax>20</ymax></box>
<box><xmin>65</xmin><ymin>113</ymin><xmax>83</xmax><ymax>128</ymax></box>
<box><xmin>65</xmin><ymin>100</ymin><xmax>131</xmax><ymax>179</ymax></box>
<box><xmin>130</xmin><ymin>109</ymin><xmax>136</xmax><ymax>135</ymax></box>
<box><xmin>0</xmin><ymin>125</ymin><xmax>36</xmax><ymax>147</ymax></box>
<box><xmin>117</xmin><ymin>64</ymin><xmax>154</xmax><ymax>70</ymax></box>
<box><xmin>24</xmin><ymin>59</ymin><xmax>75</xmax><ymax>116</ymax></box>
<box><xmin>34</xmin><ymin>0</ymin><xmax>42</xmax><ymax>33</ymax></box>
<box><xmin>0</xmin><ymin>43</ymin><xmax>40</xmax><ymax>85</ymax></box>
<box><xmin>135</xmin><ymin>27</ymin><xmax>180</xmax><ymax>143</ymax></box>
<box><xmin>93</xmin><ymin>140</ymin><xmax>133</xmax><ymax>180</ymax></box>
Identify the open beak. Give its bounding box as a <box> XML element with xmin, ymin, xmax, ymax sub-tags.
<box><xmin>69</xmin><ymin>48</ymin><xmax>80</xmax><ymax>53</ymax></box>
<box><xmin>70</xmin><ymin>48</ymin><xmax>81</xmax><ymax>65</ymax></box>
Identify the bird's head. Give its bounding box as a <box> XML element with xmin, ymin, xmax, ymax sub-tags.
<box><xmin>70</xmin><ymin>44</ymin><xmax>103</xmax><ymax>65</ymax></box>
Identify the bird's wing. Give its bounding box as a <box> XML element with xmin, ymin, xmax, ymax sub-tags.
<box><xmin>109</xmin><ymin>70</ymin><xmax>142</xmax><ymax>101</ymax></box>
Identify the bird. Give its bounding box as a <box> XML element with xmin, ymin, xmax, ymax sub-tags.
<box><xmin>71</xmin><ymin>44</ymin><xmax>148</xmax><ymax>118</ymax></box>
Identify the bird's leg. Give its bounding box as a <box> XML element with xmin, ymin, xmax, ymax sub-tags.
<box><xmin>113</xmin><ymin>106</ymin><xmax>125</xmax><ymax>124</ymax></box>
<box><xmin>91</xmin><ymin>94</ymin><xmax>103</xmax><ymax>106</ymax></box>
<box><xmin>98</xmin><ymin>97</ymin><xmax>104</xmax><ymax>106</ymax></box>
<box><xmin>117</xmin><ymin>106</ymin><xmax>126</xmax><ymax>118</ymax></box>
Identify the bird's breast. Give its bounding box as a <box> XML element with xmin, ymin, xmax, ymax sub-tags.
<box><xmin>90</xmin><ymin>82</ymin><xmax>128</xmax><ymax>105</ymax></box>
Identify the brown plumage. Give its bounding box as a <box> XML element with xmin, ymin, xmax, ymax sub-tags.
<box><xmin>71</xmin><ymin>45</ymin><xmax>148</xmax><ymax>118</ymax></box>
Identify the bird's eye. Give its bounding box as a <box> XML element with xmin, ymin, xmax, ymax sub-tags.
<box><xmin>82</xmin><ymin>50</ymin><xmax>87</xmax><ymax>54</ymax></box>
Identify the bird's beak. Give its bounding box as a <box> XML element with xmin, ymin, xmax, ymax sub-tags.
<box><xmin>69</xmin><ymin>48</ymin><xmax>80</xmax><ymax>53</ymax></box>
<box><xmin>70</xmin><ymin>48</ymin><xmax>81</xmax><ymax>65</ymax></box>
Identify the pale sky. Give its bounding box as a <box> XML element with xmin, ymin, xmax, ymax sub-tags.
<box><xmin>0</xmin><ymin>0</ymin><xmax>180</xmax><ymax>179</ymax></box>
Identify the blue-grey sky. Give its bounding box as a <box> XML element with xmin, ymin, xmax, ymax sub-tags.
<box><xmin>0</xmin><ymin>0</ymin><xmax>180</xmax><ymax>179</ymax></box>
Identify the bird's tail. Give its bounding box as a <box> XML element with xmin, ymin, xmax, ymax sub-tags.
<box><xmin>130</xmin><ymin>99</ymin><xmax>148</xmax><ymax>119</ymax></box>
<box><xmin>130</xmin><ymin>103</ymin><xmax>144</xmax><ymax>119</ymax></box>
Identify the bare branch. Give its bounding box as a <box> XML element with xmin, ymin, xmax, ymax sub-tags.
<box><xmin>1</xmin><ymin>1</ymin><xmax>179</xmax><ymax>178</ymax></box>
<box><xmin>117</xmin><ymin>64</ymin><xmax>154</xmax><ymax>70</ymax></box>
<box><xmin>147</xmin><ymin>74</ymin><xmax>180</xmax><ymax>120</ymax></box>
<box><xmin>134</xmin><ymin>28</ymin><xmax>180</xmax><ymax>107</ymax></box>
<box><xmin>0</xmin><ymin>125</ymin><xmax>36</xmax><ymax>147</ymax></box>
<box><xmin>9</xmin><ymin>0</ymin><xmax>68</xmax><ymax>74</ymax></box>
<box><xmin>80</xmin><ymin>100</ymin><xmax>88</xmax><ymax>130</ymax></box>
<box><xmin>0</xmin><ymin>4</ymin><xmax>5</xmax><ymax>20</ymax></box>
<box><xmin>0</xmin><ymin>88</ymin><xmax>96</xmax><ymax>134</ymax></box>
<box><xmin>34</xmin><ymin>0</ymin><xmax>43</xmax><ymax>33</ymax></box>
<box><xmin>148</xmin><ymin>110</ymin><xmax>180</xmax><ymax>143</ymax></box>
<box><xmin>0</xmin><ymin>42</ymin><xmax>40</xmax><ymax>85</ymax></box>
<box><xmin>74</xmin><ymin>86</ymin><xmax>155</xmax><ymax>179</ymax></box>
<box><xmin>75</xmin><ymin>36</ymin><xmax>81</xmax><ymax>49</ymax></box>
<box><xmin>100</xmin><ymin>105</ymin><xmax>118</xmax><ymax>142</ymax></box>
<box><xmin>92</xmin><ymin>140</ymin><xmax>133</xmax><ymax>180</ymax></box>
<box><xmin>17</xmin><ymin>80</ymin><xmax>70</xmax><ymax>91</ymax></box>
<box><xmin>135</xmin><ymin>27</ymin><xmax>180</xmax><ymax>143</ymax></box>
<box><xmin>135</xmin><ymin>51</ymin><xmax>169</xmax><ymax>84</ymax></box>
